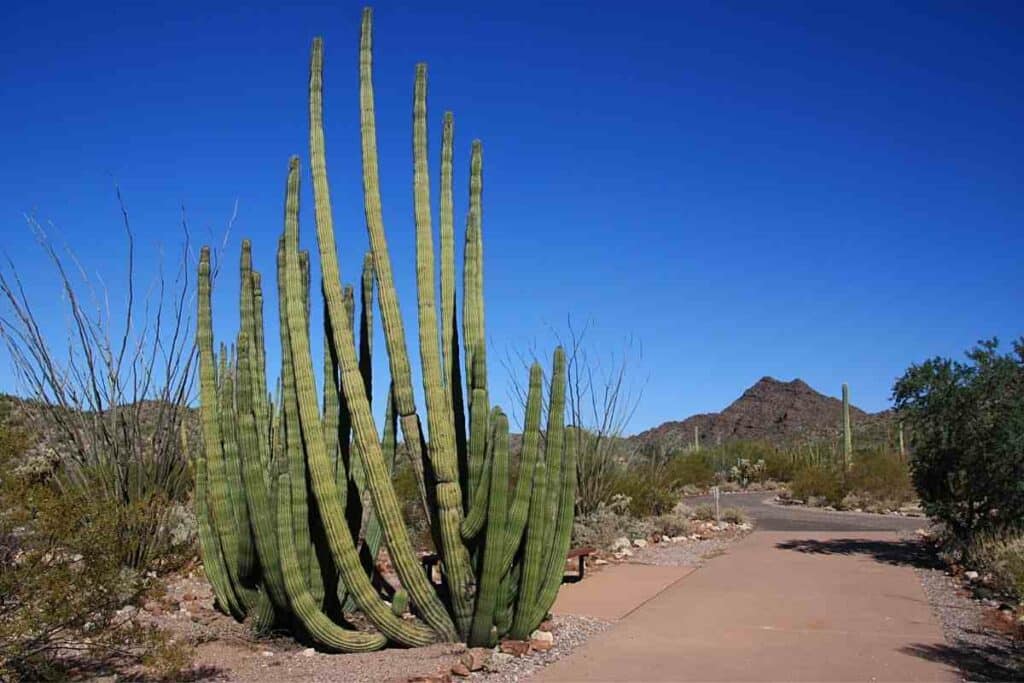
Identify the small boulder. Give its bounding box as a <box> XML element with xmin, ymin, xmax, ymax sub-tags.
<box><xmin>460</xmin><ymin>649</ymin><xmax>489</xmax><ymax>672</ymax></box>
<box><xmin>610</xmin><ymin>537</ymin><xmax>631</xmax><ymax>552</ymax></box>
<box><xmin>593</xmin><ymin>558</ymin><xmax>608</xmax><ymax>565</ymax></box>
<box><xmin>450</xmin><ymin>663</ymin><xmax>471</xmax><ymax>677</ymax></box>
<box><xmin>632</xmin><ymin>538</ymin><xmax>648</xmax><ymax>548</ymax></box>
<box><xmin>530</xmin><ymin>629</ymin><xmax>555</xmax><ymax>652</ymax></box>
<box><xmin>301</xmin><ymin>647</ymin><xmax>316</xmax><ymax>657</ymax></box>
<box><xmin>965</xmin><ymin>570</ymin><xmax>980</xmax><ymax>581</ymax></box>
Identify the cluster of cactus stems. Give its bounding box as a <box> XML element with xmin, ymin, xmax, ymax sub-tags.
<box><xmin>194</xmin><ymin>8</ymin><xmax>576</xmax><ymax>651</ymax></box>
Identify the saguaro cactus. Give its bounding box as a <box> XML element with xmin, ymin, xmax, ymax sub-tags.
<box><xmin>842</xmin><ymin>382</ymin><xmax>853</xmax><ymax>468</ymax></box>
<box><xmin>195</xmin><ymin>7</ymin><xmax>576</xmax><ymax>652</ymax></box>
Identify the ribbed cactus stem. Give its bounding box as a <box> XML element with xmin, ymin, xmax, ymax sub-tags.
<box><xmin>469</xmin><ymin>408</ymin><xmax>509</xmax><ymax>647</ymax></box>
<box><xmin>276</xmin><ymin>459</ymin><xmax>386</xmax><ymax>652</ymax></box>
<box><xmin>842</xmin><ymin>383</ymin><xmax>852</xmax><ymax>468</ymax></box>
<box><xmin>281</xmin><ymin>156</ymin><xmax>440</xmax><ymax>647</ymax></box>
<box><xmin>413</xmin><ymin>62</ymin><xmax>474</xmax><ymax>636</ymax></box>
<box><xmin>197</xmin><ymin>248</ymin><xmax>247</xmax><ymax>620</ymax></box>
<box><xmin>500</xmin><ymin>362</ymin><xmax>543</xmax><ymax>572</ymax></box>
<box><xmin>511</xmin><ymin>346</ymin><xmax>566</xmax><ymax>638</ymax></box>
<box><xmin>463</xmin><ymin>142</ymin><xmax>486</xmax><ymax>500</ymax></box>
<box><xmin>310</xmin><ymin>35</ymin><xmax>455</xmax><ymax>642</ymax></box>
<box><xmin>358</xmin><ymin>9</ymin><xmax>432</xmax><ymax>525</ymax></box>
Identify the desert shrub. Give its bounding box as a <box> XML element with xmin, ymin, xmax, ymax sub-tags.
<box><xmin>611</xmin><ymin>464</ymin><xmax>677</xmax><ymax>517</ymax></box>
<box><xmin>790</xmin><ymin>463</ymin><xmax>845</xmax><ymax>507</ymax></box>
<box><xmin>691</xmin><ymin>503</ymin><xmax>716</xmax><ymax>521</ymax></box>
<box><xmin>664</xmin><ymin>452</ymin><xmax>715</xmax><ymax>489</ymax></box>
<box><xmin>969</xmin><ymin>533</ymin><xmax>1024</xmax><ymax>601</ymax></box>
<box><xmin>847</xmin><ymin>450</ymin><xmax>914</xmax><ymax>508</ymax></box>
<box><xmin>720</xmin><ymin>506</ymin><xmax>748</xmax><ymax>524</ymax></box>
<box><xmin>762</xmin><ymin>451</ymin><xmax>799</xmax><ymax>482</ymax></box>
<box><xmin>0</xmin><ymin>430</ymin><xmax>192</xmax><ymax>680</ymax></box>
<box><xmin>893</xmin><ymin>338</ymin><xmax>1024</xmax><ymax>543</ymax></box>
<box><xmin>648</xmin><ymin>513</ymin><xmax>691</xmax><ymax>538</ymax></box>
<box><xmin>0</xmin><ymin>224</ymin><xmax>197</xmax><ymax>571</ymax></box>
<box><xmin>575</xmin><ymin>430</ymin><xmax>628</xmax><ymax>516</ymax></box>
<box><xmin>572</xmin><ymin>496</ymin><xmax>652</xmax><ymax>550</ymax></box>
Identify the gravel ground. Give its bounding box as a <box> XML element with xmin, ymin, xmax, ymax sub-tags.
<box><xmin>469</xmin><ymin>615</ymin><xmax>612</xmax><ymax>682</ymax></box>
<box><xmin>914</xmin><ymin>564</ymin><xmax>1024</xmax><ymax>682</ymax></box>
<box><xmin>628</xmin><ymin>532</ymin><xmax>747</xmax><ymax>567</ymax></box>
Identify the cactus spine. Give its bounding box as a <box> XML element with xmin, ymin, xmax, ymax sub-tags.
<box><xmin>195</xmin><ymin>7</ymin><xmax>575</xmax><ymax>652</ymax></box>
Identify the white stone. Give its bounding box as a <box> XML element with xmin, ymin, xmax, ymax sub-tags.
<box><xmin>610</xmin><ymin>537</ymin><xmax>631</xmax><ymax>552</ymax></box>
<box><xmin>261</xmin><ymin>651</ymin><xmax>274</xmax><ymax>657</ymax></box>
<box><xmin>530</xmin><ymin>630</ymin><xmax>554</xmax><ymax>644</ymax></box>
<box><xmin>632</xmin><ymin>538</ymin><xmax>648</xmax><ymax>548</ymax></box>
<box><xmin>965</xmin><ymin>570</ymin><xmax>979</xmax><ymax>580</ymax></box>
<box><xmin>594</xmin><ymin>558</ymin><xmax>609</xmax><ymax>565</ymax></box>
<box><xmin>301</xmin><ymin>647</ymin><xmax>316</xmax><ymax>657</ymax></box>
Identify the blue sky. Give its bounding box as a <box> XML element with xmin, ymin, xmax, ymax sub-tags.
<box><xmin>1</xmin><ymin>1</ymin><xmax>1021</xmax><ymax>434</ymax></box>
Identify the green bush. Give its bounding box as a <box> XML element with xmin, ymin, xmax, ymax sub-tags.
<box><xmin>762</xmin><ymin>451</ymin><xmax>799</xmax><ymax>482</ymax></box>
<box><xmin>790</xmin><ymin>464</ymin><xmax>845</xmax><ymax>507</ymax></box>
<box><xmin>0</xmin><ymin>427</ymin><xmax>191</xmax><ymax>680</ymax></box>
<box><xmin>611</xmin><ymin>466</ymin><xmax>677</xmax><ymax>517</ymax></box>
<box><xmin>847</xmin><ymin>450</ymin><xmax>914</xmax><ymax>507</ymax></box>
<box><xmin>691</xmin><ymin>503</ymin><xmax>716</xmax><ymax>521</ymax></box>
<box><xmin>648</xmin><ymin>513</ymin><xmax>691</xmax><ymax>538</ymax></box>
<box><xmin>572</xmin><ymin>497</ymin><xmax>652</xmax><ymax>550</ymax></box>
<box><xmin>664</xmin><ymin>452</ymin><xmax>715</xmax><ymax>489</ymax></box>
<box><xmin>720</xmin><ymin>506</ymin><xmax>749</xmax><ymax>524</ymax></box>
<box><xmin>894</xmin><ymin>338</ymin><xmax>1024</xmax><ymax>542</ymax></box>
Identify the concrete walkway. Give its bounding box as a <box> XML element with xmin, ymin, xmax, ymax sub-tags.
<box><xmin>538</xmin><ymin>531</ymin><xmax>957</xmax><ymax>682</ymax></box>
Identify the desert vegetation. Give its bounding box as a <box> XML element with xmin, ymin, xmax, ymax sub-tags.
<box><xmin>894</xmin><ymin>338</ymin><xmax>1024</xmax><ymax>605</ymax></box>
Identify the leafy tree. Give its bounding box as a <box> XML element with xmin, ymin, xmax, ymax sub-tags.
<box><xmin>893</xmin><ymin>338</ymin><xmax>1024</xmax><ymax>544</ymax></box>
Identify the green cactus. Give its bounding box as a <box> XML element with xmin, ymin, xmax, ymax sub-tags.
<box><xmin>195</xmin><ymin>7</ymin><xmax>575</xmax><ymax>652</ymax></box>
<box><xmin>842</xmin><ymin>383</ymin><xmax>853</xmax><ymax>468</ymax></box>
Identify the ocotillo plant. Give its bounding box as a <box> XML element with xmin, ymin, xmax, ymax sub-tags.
<box><xmin>842</xmin><ymin>383</ymin><xmax>852</xmax><ymax>468</ymax></box>
<box><xmin>194</xmin><ymin>8</ymin><xmax>576</xmax><ymax>651</ymax></box>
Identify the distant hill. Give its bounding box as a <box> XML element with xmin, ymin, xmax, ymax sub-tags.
<box><xmin>630</xmin><ymin>377</ymin><xmax>893</xmax><ymax>451</ymax></box>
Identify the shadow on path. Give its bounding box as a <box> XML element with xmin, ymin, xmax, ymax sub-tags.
<box><xmin>902</xmin><ymin>640</ymin><xmax>1023</xmax><ymax>683</ymax></box>
<box><xmin>775</xmin><ymin>537</ymin><xmax>942</xmax><ymax>570</ymax></box>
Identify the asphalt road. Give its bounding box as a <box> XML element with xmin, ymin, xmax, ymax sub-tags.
<box><xmin>683</xmin><ymin>491</ymin><xmax>928</xmax><ymax>532</ymax></box>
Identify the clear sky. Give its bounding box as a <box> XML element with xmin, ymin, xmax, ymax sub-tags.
<box><xmin>1</xmin><ymin>1</ymin><xmax>1021</xmax><ymax>434</ymax></box>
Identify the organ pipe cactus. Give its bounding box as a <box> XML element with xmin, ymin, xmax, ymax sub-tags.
<box><xmin>194</xmin><ymin>7</ymin><xmax>576</xmax><ymax>651</ymax></box>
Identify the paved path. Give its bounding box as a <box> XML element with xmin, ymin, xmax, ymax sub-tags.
<box><xmin>684</xmin><ymin>490</ymin><xmax>928</xmax><ymax>532</ymax></box>
<box><xmin>539</xmin><ymin>504</ymin><xmax>953</xmax><ymax>681</ymax></box>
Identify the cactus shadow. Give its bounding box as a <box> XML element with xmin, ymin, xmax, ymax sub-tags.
<box><xmin>774</xmin><ymin>537</ymin><xmax>942</xmax><ymax>569</ymax></box>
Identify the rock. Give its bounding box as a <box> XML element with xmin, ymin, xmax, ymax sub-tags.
<box><xmin>261</xmin><ymin>651</ymin><xmax>274</xmax><ymax>657</ymax></box>
<box><xmin>499</xmin><ymin>639</ymin><xmax>531</xmax><ymax>656</ymax></box>
<box><xmin>738</xmin><ymin>523</ymin><xmax>753</xmax><ymax>531</ymax></box>
<box><xmin>530</xmin><ymin>629</ymin><xmax>555</xmax><ymax>651</ymax></box>
<box><xmin>460</xmin><ymin>649</ymin><xmax>489</xmax><ymax>672</ymax></box>
<box><xmin>407</xmin><ymin>674</ymin><xmax>451</xmax><ymax>683</ymax></box>
<box><xmin>610</xmin><ymin>537</ymin><xmax>631</xmax><ymax>552</ymax></box>
<box><xmin>632</xmin><ymin>538</ymin><xmax>648</xmax><ymax>548</ymax></box>
<box><xmin>486</xmin><ymin>652</ymin><xmax>514</xmax><ymax>672</ymax></box>
<box><xmin>301</xmin><ymin>647</ymin><xmax>316</xmax><ymax>657</ymax></box>
<box><xmin>539</xmin><ymin>619</ymin><xmax>555</xmax><ymax>632</ymax></box>
<box><xmin>450</xmin><ymin>663</ymin><xmax>471</xmax><ymax>677</ymax></box>
<box><xmin>594</xmin><ymin>558</ymin><xmax>608</xmax><ymax>565</ymax></box>
<box><xmin>965</xmin><ymin>570</ymin><xmax>979</xmax><ymax>581</ymax></box>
